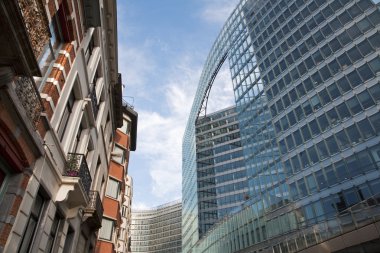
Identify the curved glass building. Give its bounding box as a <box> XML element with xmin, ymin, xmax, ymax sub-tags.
<box><xmin>130</xmin><ymin>200</ymin><xmax>182</xmax><ymax>253</ymax></box>
<box><xmin>182</xmin><ymin>0</ymin><xmax>380</xmax><ymax>252</ymax></box>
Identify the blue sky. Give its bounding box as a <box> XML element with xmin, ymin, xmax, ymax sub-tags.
<box><xmin>117</xmin><ymin>0</ymin><xmax>239</xmax><ymax>209</ymax></box>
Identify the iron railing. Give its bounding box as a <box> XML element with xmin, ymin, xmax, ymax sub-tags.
<box><xmin>85</xmin><ymin>190</ymin><xmax>104</xmax><ymax>228</ymax></box>
<box><xmin>14</xmin><ymin>76</ymin><xmax>43</xmax><ymax>130</ymax></box>
<box><xmin>64</xmin><ymin>153</ymin><xmax>92</xmax><ymax>195</ymax></box>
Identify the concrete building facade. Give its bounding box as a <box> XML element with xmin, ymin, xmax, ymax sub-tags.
<box><xmin>130</xmin><ymin>201</ymin><xmax>182</xmax><ymax>253</ymax></box>
<box><xmin>0</xmin><ymin>0</ymin><xmax>136</xmax><ymax>252</ymax></box>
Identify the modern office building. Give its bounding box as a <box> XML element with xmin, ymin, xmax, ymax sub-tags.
<box><xmin>97</xmin><ymin>101</ymin><xmax>138</xmax><ymax>253</ymax></box>
<box><xmin>0</xmin><ymin>0</ymin><xmax>137</xmax><ymax>252</ymax></box>
<box><xmin>195</xmin><ymin>106</ymin><xmax>247</xmax><ymax>236</ymax></box>
<box><xmin>130</xmin><ymin>200</ymin><xmax>182</xmax><ymax>253</ymax></box>
<box><xmin>182</xmin><ymin>0</ymin><xmax>380</xmax><ymax>252</ymax></box>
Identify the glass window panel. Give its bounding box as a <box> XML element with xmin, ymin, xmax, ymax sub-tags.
<box><xmin>312</xmin><ymin>50</ymin><xmax>324</xmax><ymax>65</ymax></box>
<box><xmin>326</xmin><ymin>108</ymin><xmax>339</xmax><ymax>126</ymax></box>
<box><xmin>105</xmin><ymin>178</ymin><xmax>120</xmax><ymax>199</ymax></box>
<box><xmin>336</xmin><ymin>102</ymin><xmax>350</xmax><ymax>121</ymax></box>
<box><xmin>369</xmin><ymin>112</ymin><xmax>380</xmax><ymax>134</ymax></box>
<box><xmin>293</xmin><ymin>130</ymin><xmax>303</xmax><ymax>147</ymax></box>
<box><xmin>335</xmin><ymin>160</ymin><xmax>349</xmax><ymax>181</ymax></box>
<box><xmin>306</xmin><ymin>174</ymin><xmax>318</xmax><ymax>193</ymax></box>
<box><xmin>308</xmin><ymin>146</ymin><xmax>319</xmax><ymax>164</ymax></box>
<box><xmin>357</xmin><ymin>150</ymin><xmax>375</xmax><ymax>173</ymax></box>
<box><xmin>347</xmin><ymin>46</ymin><xmax>363</xmax><ymax>63</ymax></box>
<box><xmin>309</xmin><ymin>119</ymin><xmax>321</xmax><ymax>137</ymax></box>
<box><xmin>288</xmin><ymin>111</ymin><xmax>297</xmax><ymax>126</ymax></box>
<box><xmin>311</xmin><ymin>72</ymin><xmax>323</xmax><ymax>88</ymax></box>
<box><xmin>289</xmin><ymin>89</ymin><xmax>298</xmax><ymax>103</ymax></box>
<box><xmin>347</xmin><ymin>96</ymin><xmax>363</xmax><ymax>115</ymax></box>
<box><xmin>286</xmin><ymin>135</ymin><xmax>295</xmax><ymax>151</ymax></box>
<box><xmin>358</xmin><ymin>63</ymin><xmax>375</xmax><ymax>82</ymax></box>
<box><xmin>282</xmin><ymin>94</ymin><xmax>291</xmax><ymax>108</ymax></box>
<box><xmin>316</xmin><ymin>140</ymin><xmax>329</xmax><ymax>160</ymax></box>
<box><xmin>358</xmin><ymin>90</ymin><xmax>375</xmax><ymax>109</ymax></box>
<box><xmin>321</xmin><ymin>23</ymin><xmax>333</xmax><ymax>37</ymax></box>
<box><xmin>358</xmin><ymin>39</ymin><xmax>374</xmax><ymax>56</ymax></box>
<box><xmin>315</xmin><ymin>170</ymin><xmax>328</xmax><ymax>190</ymax></box>
<box><xmin>337</xmin><ymin>31</ymin><xmax>351</xmax><ymax>46</ymax></box>
<box><xmin>280</xmin><ymin>116</ymin><xmax>289</xmax><ymax>131</ymax></box>
<box><xmin>326</xmin><ymin>135</ymin><xmax>339</xmax><ymax>155</ymax></box>
<box><xmin>297</xmin><ymin>83</ymin><xmax>307</xmax><ymax>97</ymax></box>
<box><xmin>291</xmin><ymin>155</ymin><xmax>302</xmax><ymax>173</ymax></box>
<box><xmin>368</xmin><ymin>83</ymin><xmax>380</xmax><ymax>102</ymax></box>
<box><xmin>357</xmin><ymin>118</ymin><xmax>375</xmax><ymax>139</ymax></box>
<box><xmin>319</xmin><ymin>89</ymin><xmax>331</xmax><ymax>105</ymax></box>
<box><xmin>327</xmin><ymin>83</ymin><xmax>341</xmax><ymax>100</ymax></box>
<box><xmin>347</xmin><ymin>4</ymin><xmax>362</xmax><ymax>18</ymax></box>
<box><xmin>357</xmin><ymin>18</ymin><xmax>374</xmax><ymax>33</ymax></box>
<box><xmin>358</xmin><ymin>182</ymin><xmax>372</xmax><ymax>200</ymax></box>
<box><xmin>330</xmin><ymin>17</ymin><xmax>343</xmax><ymax>31</ymax></box>
<box><xmin>337</xmin><ymin>52</ymin><xmax>351</xmax><ymax>69</ymax></box>
<box><xmin>368</xmin><ymin>9</ymin><xmax>380</xmax><ymax>26</ymax></box>
<box><xmin>346</xmin><ymin>123</ymin><xmax>362</xmax><ymax>144</ymax></box>
<box><xmin>322</xmin><ymin>197</ymin><xmax>337</xmax><ymax>218</ymax></box>
<box><xmin>317</xmin><ymin>114</ymin><xmax>330</xmax><ymax>132</ymax></box>
<box><xmin>298</xmin><ymin>178</ymin><xmax>308</xmax><ymax>197</ymax></box>
<box><xmin>328</xmin><ymin>59</ymin><xmax>340</xmax><ymax>76</ymax></box>
<box><xmin>336</xmin><ymin>76</ymin><xmax>351</xmax><ymax>94</ymax></box>
<box><xmin>99</xmin><ymin>219</ymin><xmax>114</xmax><ymax>240</ymax></box>
<box><xmin>300</xmin><ymin>150</ymin><xmax>310</xmax><ymax>168</ymax></box>
<box><xmin>343</xmin><ymin>188</ymin><xmax>360</xmax><ymax>206</ymax></box>
<box><xmin>345</xmin><ymin>155</ymin><xmax>362</xmax><ymax>178</ymax></box>
<box><xmin>304</xmin><ymin>77</ymin><xmax>314</xmax><ymax>92</ymax></box>
<box><xmin>368</xmin><ymin>32</ymin><xmax>380</xmax><ymax>49</ymax></box>
<box><xmin>338</xmin><ymin>11</ymin><xmax>352</xmax><ymax>25</ymax></box>
<box><xmin>301</xmin><ymin>125</ymin><xmax>312</xmax><ymax>141</ymax></box>
<box><xmin>330</xmin><ymin>38</ymin><xmax>343</xmax><ymax>54</ymax></box>
<box><xmin>324</xmin><ymin>165</ymin><xmax>338</xmax><ymax>186</ymax></box>
<box><xmin>310</xmin><ymin>95</ymin><xmax>322</xmax><ymax>111</ymax></box>
<box><xmin>346</xmin><ymin>70</ymin><xmax>363</xmax><ymax>87</ymax></box>
<box><xmin>320</xmin><ymin>66</ymin><xmax>332</xmax><ymax>81</ymax></box>
<box><xmin>295</xmin><ymin>105</ymin><xmax>305</xmax><ymax>121</ymax></box>
<box><xmin>303</xmin><ymin>101</ymin><xmax>313</xmax><ymax>116</ymax></box>
<box><xmin>290</xmin><ymin>182</ymin><xmax>299</xmax><ymax>200</ymax></box>
<box><xmin>336</xmin><ymin>129</ymin><xmax>351</xmax><ymax>150</ymax></box>
<box><xmin>357</xmin><ymin>0</ymin><xmax>372</xmax><ymax>11</ymax></box>
<box><xmin>368</xmin><ymin>57</ymin><xmax>380</xmax><ymax>74</ymax></box>
<box><xmin>321</xmin><ymin>44</ymin><xmax>333</xmax><ymax>59</ymax></box>
<box><xmin>347</xmin><ymin>24</ymin><xmax>362</xmax><ymax>40</ymax></box>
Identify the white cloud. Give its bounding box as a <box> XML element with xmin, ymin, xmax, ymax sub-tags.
<box><xmin>200</xmin><ymin>0</ymin><xmax>240</xmax><ymax>24</ymax></box>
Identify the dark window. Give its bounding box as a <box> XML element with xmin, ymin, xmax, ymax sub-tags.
<box><xmin>368</xmin><ymin>32</ymin><xmax>380</xmax><ymax>49</ymax></box>
<box><xmin>317</xmin><ymin>114</ymin><xmax>329</xmax><ymax>132</ymax></box>
<box><xmin>319</xmin><ymin>88</ymin><xmax>331</xmax><ymax>105</ymax></box>
<box><xmin>368</xmin><ymin>83</ymin><xmax>380</xmax><ymax>102</ymax></box>
<box><xmin>327</xmin><ymin>83</ymin><xmax>341</xmax><ymax>100</ymax></box>
<box><xmin>358</xmin><ymin>39</ymin><xmax>374</xmax><ymax>56</ymax></box>
<box><xmin>316</xmin><ymin>140</ymin><xmax>329</xmax><ymax>160</ymax></box>
<box><xmin>336</xmin><ymin>76</ymin><xmax>351</xmax><ymax>94</ymax></box>
<box><xmin>346</xmin><ymin>123</ymin><xmax>362</xmax><ymax>144</ymax></box>
<box><xmin>327</xmin><ymin>108</ymin><xmax>339</xmax><ymax>126</ymax></box>
<box><xmin>301</xmin><ymin>125</ymin><xmax>312</xmax><ymax>142</ymax></box>
<box><xmin>326</xmin><ymin>135</ymin><xmax>339</xmax><ymax>155</ymax></box>
<box><xmin>347</xmin><ymin>46</ymin><xmax>363</xmax><ymax>63</ymax></box>
<box><xmin>347</xmin><ymin>96</ymin><xmax>363</xmax><ymax>115</ymax></box>
<box><xmin>320</xmin><ymin>44</ymin><xmax>333</xmax><ymax>58</ymax></box>
<box><xmin>346</xmin><ymin>70</ymin><xmax>363</xmax><ymax>87</ymax></box>
<box><xmin>368</xmin><ymin>57</ymin><xmax>380</xmax><ymax>74</ymax></box>
<box><xmin>347</xmin><ymin>24</ymin><xmax>362</xmax><ymax>40</ymax></box>
<box><xmin>369</xmin><ymin>112</ymin><xmax>380</xmax><ymax>134</ymax></box>
<box><xmin>357</xmin><ymin>118</ymin><xmax>375</xmax><ymax>139</ymax></box>
<box><xmin>335</xmin><ymin>129</ymin><xmax>351</xmax><ymax>150</ymax></box>
<box><xmin>309</xmin><ymin>119</ymin><xmax>321</xmax><ymax>136</ymax></box>
<box><xmin>357</xmin><ymin>17</ymin><xmax>374</xmax><ymax>33</ymax></box>
<box><xmin>358</xmin><ymin>90</ymin><xmax>375</xmax><ymax>109</ymax></box>
<box><xmin>336</xmin><ymin>102</ymin><xmax>350</xmax><ymax>120</ymax></box>
<box><xmin>294</xmin><ymin>129</ymin><xmax>303</xmax><ymax>147</ymax></box>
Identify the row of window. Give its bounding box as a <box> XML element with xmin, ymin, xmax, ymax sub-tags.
<box><xmin>288</xmin><ymin>146</ymin><xmax>380</xmax><ymax>201</ymax></box>
<box><xmin>257</xmin><ymin>0</ymin><xmax>376</xmax><ymax>75</ymax></box>
<box><xmin>196</xmin><ymin>132</ymin><xmax>241</xmax><ymax>150</ymax></box>
<box><xmin>196</xmin><ymin>124</ymin><xmax>240</xmax><ymax>142</ymax></box>
<box><xmin>275</xmin><ymin>81</ymin><xmax>380</xmax><ymax>138</ymax></box>
<box><xmin>270</xmin><ymin>40</ymin><xmax>380</xmax><ymax>119</ymax></box>
<box><xmin>278</xmin><ymin>86</ymin><xmax>379</xmax><ymax>152</ymax></box>
<box><xmin>281</xmin><ymin>112</ymin><xmax>380</xmax><ymax>173</ymax></box>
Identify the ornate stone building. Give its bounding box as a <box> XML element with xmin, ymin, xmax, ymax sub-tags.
<box><xmin>0</xmin><ymin>0</ymin><xmax>135</xmax><ymax>252</ymax></box>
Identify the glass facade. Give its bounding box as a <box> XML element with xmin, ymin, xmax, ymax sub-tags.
<box><xmin>130</xmin><ymin>201</ymin><xmax>182</xmax><ymax>253</ymax></box>
<box><xmin>196</xmin><ymin>106</ymin><xmax>247</xmax><ymax>236</ymax></box>
<box><xmin>182</xmin><ymin>0</ymin><xmax>380</xmax><ymax>252</ymax></box>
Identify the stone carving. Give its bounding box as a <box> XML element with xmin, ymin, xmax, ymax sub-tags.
<box><xmin>18</xmin><ymin>0</ymin><xmax>50</xmax><ymax>59</ymax></box>
<box><xmin>15</xmin><ymin>76</ymin><xmax>43</xmax><ymax>130</ymax></box>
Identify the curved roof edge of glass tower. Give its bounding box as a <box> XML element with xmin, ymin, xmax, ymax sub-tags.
<box><xmin>183</xmin><ymin>0</ymin><xmax>380</xmax><ymax>252</ymax></box>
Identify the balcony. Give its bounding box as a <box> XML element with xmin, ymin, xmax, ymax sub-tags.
<box><xmin>83</xmin><ymin>191</ymin><xmax>104</xmax><ymax>229</ymax></box>
<box><xmin>56</xmin><ymin>153</ymin><xmax>92</xmax><ymax>208</ymax></box>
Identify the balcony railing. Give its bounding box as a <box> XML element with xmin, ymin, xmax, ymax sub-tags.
<box><xmin>64</xmin><ymin>153</ymin><xmax>92</xmax><ymax>195</ymax></box>
<box><xmin>84</xmin><ymin>190</ymin><xmax>104</xmax><ymax>229</ymax></box>
<box><xmin>89</xmin><ymin>85</ymin><xmax>99</xmax><ymax>119</ymax></box>
<box><xmin>14</xmin><ymin>76</ymin><xmax>43</xmax><ymax>130</ymax></box>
